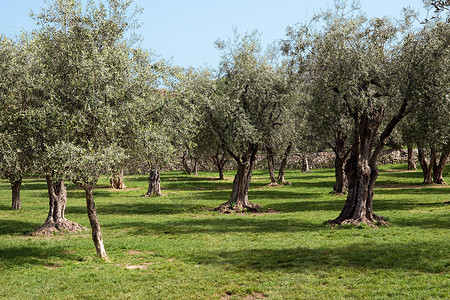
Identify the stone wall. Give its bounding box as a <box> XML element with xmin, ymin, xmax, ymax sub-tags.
<box><xmin>128</xmin><ymin>148</ymin><xmax>420</xmax><ymax>175</ymax></box>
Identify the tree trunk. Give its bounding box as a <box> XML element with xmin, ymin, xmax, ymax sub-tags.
<box><xmin>328</xmin><ymin>109</ymin><xmax>389</xmax><ymax>227</ymax></box>
<box><xmin>212</xmin><ymin>153</ymin><xmax>226</xmax><ymax>180</ymax></box>
<box><xmin>433</xmin><ymin>148</ymin><xmax>448</xmax><ymax>184</ymax></box>
<box><xmin>10</xmin><ymin>177</ymin><xmax>22</xmax><ymax>210</ymax></box>
<box><xmin>110</xmin><ymin>169</ymin><xmax>125</xmax><ymax>189</ymax></box>
<box><xmin>301</xmin><ymin>153</ymin><xmax>311</xmax><ymax>173</ymax></box>
<box><xmin>331</xmin><ymin>134</ymin><xmax>350</xmax><ymax>195</ymax></box>
<box><xmin>418</xmin><ymin>147</ymin><xmax>434</xmax><ymax>184</ymax></box>
<box><xmin>216</xmin><ymin>144</ymin><xmax>261</xmax><ymax>213</ymax></box>
<box><xmin>332</xmin><ymin>155</ymin><xmax>349</xmax><ymax>195</ymax></box>
<box><xmin>33</xmin><ymin>176</ymin><xmax>87</xmax><ymax>235</ymax></box>
<box><xmin>182</xmin><ymin>152</ymin><xmax>191</xmax><ymax>175</ymax></box>
<box><xmin>85</xmin><ymin>187</ymin><xmax>107</xmax><ymax>259</ymax></box>
<box><xmin>277</xmin><ymin>142</ymin><xmax>292</xmax><ymax>185</ymax></box>
<box><xmin>407</xmin><ymin>144</ymin><xmax>416</xmax><ymax>170</ymax></box>
<box><xmin>193</xmin><ymin>158</ymin><xmax>199</xmax><ymax>176</ymax></box>
<box><xmin>266</xmin><ymin>146</ymin><xmax>277</xmax><ymax>185</ymax></box>
<box><xmin>145</xmin><ymin>168</ymin><xmax>162</xmax><ymax>197</ymax></box>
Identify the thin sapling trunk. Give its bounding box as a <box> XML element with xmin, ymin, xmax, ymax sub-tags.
<box><xmin>85</xmin><ymin>186</ymin><xmax>107</xmax><ymax>259</ymax></box>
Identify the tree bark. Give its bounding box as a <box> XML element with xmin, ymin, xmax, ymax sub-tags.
<box><xmin>330</xmin><ymin>133</ymin><xmax>350</xmax><ymax>195</ymax></box>
<box><xmin>301</xmin><ymin>153</ymin><xmax>311</xmax><ymax>173</ymax></box>
<box><xmin>182</xmin><ymin>152</ymin><xmax>191</xmax><ymax>175</ymax></box>
<box><xmin>110</xmin><ymin>169</ymin><xmax>125</xmax><ymax>189</ymax></box>
<box><xmin>418</xmin><ymin>147</ymin><xmax>434</xmax><ymax>184</ymax></box>
<box><xmin>266</xmin><ymin>146</ymin><xmax>278</xmax><ymax>185</ymax></box>
<box><xmin>33</xmin><ymin>176</ymin><xmax>87</xmax><ymax>235</ymax></box>
<box><xmin>216</xmin><ymin>144</ymin><xmax>261</xmax><ymax>213</ymax></box>
<box><xmin>328</xmin><ymin>108</ymin><xmax>391</xmax><ymax>227</ymax></box>
<box><xmin>145</xmin><ymin>168</ymin><xmax>162</xmax><ymax>197</ymax></box>
<box><xmin>85</xmin><ymin>187</ymin><xmax>107</xmax><ymax>259</ymax></box>
<box><xmin>10</xmin><ymin>177</ymin><xmax>22</xmax><ymax>210</ymax></box>
<box><xmin>277</xmin><ymin>142</ymin><xmax>292</xmax><ymax>185</ymax></box>
<box><xmin>407</xmin><ymin>144</ymin><xmax>417</xmax><ymax>170</ymax></box>
<box><xmin>433</xmin><ymin>147</ymin><xmax>448</xmax><ymax>184</ymax></box>
<box><xmin>193</xmin><ymin>158</ymin><xmax>199</xmax><ymax>176</ymax></box>
<box><xmin>212</xmin><ymin>152</ymin><xmax>226</xmax><ymax>180</ymax></box>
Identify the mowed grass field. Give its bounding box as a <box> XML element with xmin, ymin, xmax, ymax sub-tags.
<box><xmin>0</xmin><ymin>164</ymin><xmax>449</xmax><ymax>299</ymax></box>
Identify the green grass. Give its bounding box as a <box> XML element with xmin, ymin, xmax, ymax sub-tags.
<box><xmin>0</xmin><ymin>164</ymin><xmax>449</xmax><ymax>299</ymax></box>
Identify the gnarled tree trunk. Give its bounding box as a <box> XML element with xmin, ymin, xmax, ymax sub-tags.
<box><xmin>330</xmin><ymin>133</ymin><xmax>350</xmax><ymax>195</ymax></box>
<box><xmin>33</xmin><ymin>176</ymin><xmax>86</xmax><ymax>235</ymax></box>
<box><xmin>212</xmin><ymin>152</ymin><xmax>226</xmax><ymax>180</ymax></box>
<box><xmin>301</xmin><ymin>153</ymin><xmax>311</xmax><ymax>173</ymax></box>
<box><xmin>328</xmin><ymin>108</ymin><xmax>394</xmax><ymax>228</ymax></box>
<box><xmin>110</xmin><ymin>169</ymin><xmax>125</xmax><ymax>189</ymax></box>
<box><xmin>407</xmin><ymin>144</ymin><xmax>417</xmax><ymax>170</ymax></box>
<box><xmin>216</xmin><ymin>144</ymin><xmax>261</xmax><ymax>213</ymax></box>
<box><xmin>193</xmin><ymin>158</ymin><xmax>199</xmax><ymax>176</ymax></box>
<box><xmin>145</xmin><ymin>168</ymin><xmax>162</xmax><ymax>197</ymax></box>
<box><xmin>433</xmin><ymin>147</ymin><xmax>449</xmax><ymax>184</ymax></box>
<box><xmin>85</xmin><ymin>186</ymin><xmax>107</xmax><ymax>259</ymax></box>
<box><xmin>266</xmin><ymin>146</ymin><xmax>277</xmax><ymax>185</ymax></box>
<box><xmin>418</xmin><ymin>147</ymin><xmax>434</xmax><ymax>184</ymax></box>
<box><xmin>10</xmin><ymin>177</ymin><xmax>22</xmax><ymax>210</ymax></box>
<box><xmin>277</xmin><ymin>142</ymin><xmax>292</xmax><ymax>185</ymax></box>
<box><xmin>182</xmin><ymin>152</ymin><xmax>191</xmax><ymax>175</ymax></box>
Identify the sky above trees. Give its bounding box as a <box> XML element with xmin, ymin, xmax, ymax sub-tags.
<box><xmin>0</xmin><ymin>0</ymin><xmax>428</xmax><ymax>68</ymax></box>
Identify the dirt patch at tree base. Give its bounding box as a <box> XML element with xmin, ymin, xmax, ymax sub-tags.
<box><xmin>30</xmin><ymin>220</ymin><xmax>87</xmax><ymax>236</ymax></box>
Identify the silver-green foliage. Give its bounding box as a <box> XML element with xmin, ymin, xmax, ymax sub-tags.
<box><xmin>207</xmin><ymin>30</ymin><xmax>292</xmax><ymax>162</ymax></box>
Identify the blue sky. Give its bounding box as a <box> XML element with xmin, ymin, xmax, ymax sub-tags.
<box><xmin>0</xmin><ymin>0</ymin><xmax>428</xmax><ymax>68</ymax></box>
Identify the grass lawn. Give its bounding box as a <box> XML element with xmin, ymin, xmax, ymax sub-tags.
<box><xmin>0</xmin><ymin>164</ymin><xmax>449</xmax><ymax>299</ymax></box>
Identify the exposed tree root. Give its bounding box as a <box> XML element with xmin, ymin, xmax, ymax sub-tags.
<box><xmin>280</xmin><ymin>181</ymin><xmax>292</xmax><ymax>186</ymax></box>
<box><xmin>329</xmin><ymin>190</ymin><xmax>346</xmax><ymax>196</ymax></box>
<box><xmin>326</xmin><ymin>214</ymin><xmax>389</xmax><ymax>228</ymax></box>
<box><xmin>31</xmin><ymin>220</ymin><xmax>87</xmax><ymax>236</ymax></box>
<box><xmin>215</xmin><ymin>202</ymin><xmax>262</xmax><ymax>213</ymax></box>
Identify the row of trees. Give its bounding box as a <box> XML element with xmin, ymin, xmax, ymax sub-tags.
<box><xmin>0</xmin><ymin>0</ymin><xmax>448</xmax><ymax>258</ymax></box>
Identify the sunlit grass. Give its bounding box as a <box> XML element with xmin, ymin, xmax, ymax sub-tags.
<box><xmin>0</xmin><ymin>164</ymin><xmax>449</xmax><ymax>299</ymax></box>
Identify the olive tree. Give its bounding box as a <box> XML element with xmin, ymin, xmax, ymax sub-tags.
<box><xmin>30</xmin><ymin>0</ymin><xmax>143</xmax><ymax>258</ymax></box>
<box><xmin>200</xmin><ymin>31</ymin><xmax>292</xmax><ymax>212</ymax></box>
<box><xmin>0</xmin><ymin>35</ymin><xmax>38</xmax><ymax>210</ymax></box>
<box><xmin>402</xmin><ymin>23</ymin><xmax>450</xmax><ymax>184</ymax></box>
<box><xmin>283</xmin><ymin>3</ymin><xmax>448</xmax><ymax>227</ymax></box>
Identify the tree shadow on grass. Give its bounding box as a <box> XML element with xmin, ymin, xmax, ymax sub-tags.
<box><xmin>103</xmin><ymin>217</ymin><xmax>323</xmax><ymax>235</ymax></box>
<box><xmin>65</xmin><ymin>202</ymin><xmax>198</xmax><ymax>216</ymax></box>
<box><xmin>391</xmin><ymin>213</ymin><xmax>450</xmax><ymax>229</ymax></box>
<box><xmin>0</xmin><ymin>220</ymin><xmax>41</xmax><ymax>235</ymax></box>
<box><xmin>0</xmin><ymin>204</ymin><xmax>10</xmax><ymax>210</ymax></box>
<box><xmin>269</xmin><ymin>199</ymin><xmax>344</xmax><ymax>213</ymax></box>
<box><xmin>0</xmin><ymin>246</ymin><xmax>84</xmax><ymax>269</ymax></box>
<box><xmin>189</xmin><ymin>241</ymin><xmax>447</xmax><ymax>273</ymax></box>
<box><xmin>376</xmin><ymin>187</ymin><xmax>449</xmax><ymax>195</ymax></box>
